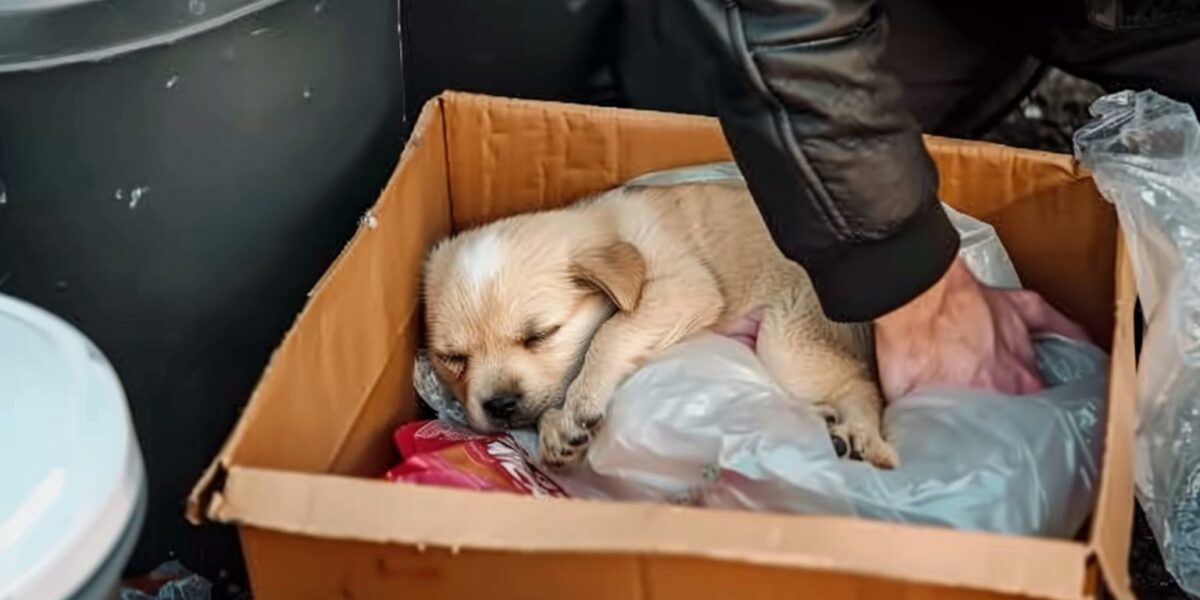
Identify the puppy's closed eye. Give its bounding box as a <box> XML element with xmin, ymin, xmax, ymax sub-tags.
<box><xmin>435</xmin><ymin>352</ymin><xmax>469</xmax><ymax>377</ymax></box>
<box><xmin>521</xmin><ymin>325</ymin><xmax>561</xmax><ymax>350</ymax></box>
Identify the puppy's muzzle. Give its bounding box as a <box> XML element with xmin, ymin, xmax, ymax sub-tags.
<box><xmin>483</xmin><ymin>392</ymin><xmax>521</xmax><ymax>422</ymax></box>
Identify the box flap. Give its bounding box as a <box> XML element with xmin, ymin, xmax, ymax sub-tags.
<box><xmin>212</xmin><ymin>465</ymin><xmax>1093</xmax><ymax>600</ymax></box>
<box><xmin>1088</xmin><ymin>237</ymin><xmax>1137</xmax><ymax>600</ymax></box>
<box><xmin>187</xmin><ymin>96</ymin><xmax>453</xmax><ymax>524</ymax></box>
<box><xmin>440</xmin><ymin>91</ymin><xmax>734</xmax><ymax>230</ymax></box>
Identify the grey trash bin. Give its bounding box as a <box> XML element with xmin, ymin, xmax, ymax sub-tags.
<box><xmin>0</xmin><ymin>0</ymin><xmax>405</xmax><ymax>586</ymax></box>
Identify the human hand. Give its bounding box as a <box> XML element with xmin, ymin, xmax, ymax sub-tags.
<box><xmin>874</xmin><ymin>257</ymin><xmax>1090</xmax><ymax>401</ymax></box>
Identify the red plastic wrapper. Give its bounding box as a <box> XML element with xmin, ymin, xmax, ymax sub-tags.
<box><xmin>385</xmin><ymin>420</ymin><xmax>568</xmax><ymax>497</ymax></box>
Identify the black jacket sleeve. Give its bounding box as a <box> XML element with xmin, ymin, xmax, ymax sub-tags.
<box><xmin>661</xmin><ymin>0</ymin><xmax>961</xmax><ymax>322</ymax></box>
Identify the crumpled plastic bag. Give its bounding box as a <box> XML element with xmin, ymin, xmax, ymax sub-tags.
<box><xmin>384</xmin><ymin>419</ymin><xmax>568</xmax><ymax>497</ymax></box>
<box><xmin>120</xmin><ymin>561</ymin><xmax>213</xmax><ymax>600</ymax></box>
<box><xmin>1075</xmin><ymin>89</ymin><xmax>1200</xmax><ymax>594</ymax></box>
<box><xmin>576</xmin><ymin>331</ymin><xmax>1104</xmax><ymax>536</ymax></box>
<box><xmin>412</xmin><ymin>162</ymin><xmax>1107</xmax><ymax>538</ymax></box>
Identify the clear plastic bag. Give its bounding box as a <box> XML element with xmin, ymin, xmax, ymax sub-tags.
<box><xmin>1075</xmin><ymin>89</ymin><xmax>1200</xmax><ymax>594</ymax></box>
<box><xmin>414</xmin><ymin>161</ymin><xmax>1108</xmax><ymax>537</ymax></box>
<box><xmin>581</xmin><ymin>331</ymin><xmax>1106</xmax><ymax>537</ymax></box>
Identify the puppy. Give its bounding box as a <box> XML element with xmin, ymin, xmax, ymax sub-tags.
<box><xmin>422</xmin><ymin>181</ymin><xmax>899</xmax><ymax>469</ymax></box>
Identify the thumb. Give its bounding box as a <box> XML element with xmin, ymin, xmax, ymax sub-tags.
<box><xmin>1013</xmin><ymin>362</ymin><xmax>1045</xmax><ymax>395</ymax></box>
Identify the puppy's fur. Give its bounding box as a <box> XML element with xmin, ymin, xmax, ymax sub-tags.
<box><xmin>423</xmin><ymin>182</ymin><xmax>898</xmax><ymax>469</ymax></box>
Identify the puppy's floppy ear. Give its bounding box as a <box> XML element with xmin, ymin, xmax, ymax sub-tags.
<box><xmin>569</xmin><ymin>241</ymin><xmax>646</xmax><ymax>312</ymax></box>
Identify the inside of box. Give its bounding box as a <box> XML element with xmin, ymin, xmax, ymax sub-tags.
<box><xmin>225</xmin><ymin>95</ymin><xmax>1119</xmax><ymax>533</ymax></box>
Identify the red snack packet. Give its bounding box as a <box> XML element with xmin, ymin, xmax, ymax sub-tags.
<box><xmin>385</xmin><ymin>420</ymin><xmax>568</xmax><ymax>498</ymax></box>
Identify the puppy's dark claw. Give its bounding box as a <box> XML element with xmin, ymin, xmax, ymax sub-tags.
<box><xmin>567</xmin><ymin>433</ymin><xmax>590</xmax><ymax>447</ymax></box>
<box><xmin>831</xmin><ymin>435</ymin><xmax>848</xmax><ymax>458</ymax></box>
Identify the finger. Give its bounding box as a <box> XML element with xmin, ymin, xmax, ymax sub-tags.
<box><xmin>875</xmin><ymin>346</ymin><xmax>916</xmax><ymax>403</ymax></box>
<box><xmin>990</xmin><ymin>359</ymin><xmax>1043</xmax><ymax>396</ymax></box>
<box><xmin>1014</xmin><ymin>364</ymin><xmax>1045</xmax><ymax>395</ymax></box>
<box><xmin>985</xmin><ymin>373</ymin><xmax>1021</xmax><ymax>396</ymax></box>
<box><xmin>1005</xmin><ymin>311</ymin><xmax>1039</xmax><ymax>370</ymax></box>
<box><xmin>1007</xmin><ymin>290</ymin><xmax>1092</xmax><ymax>343</ymax></box>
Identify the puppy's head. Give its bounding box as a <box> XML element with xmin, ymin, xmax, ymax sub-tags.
<box><xmin>422</xmin><ymin>214</ymin><xmax>645</xmax><ymax>432</ymax></box>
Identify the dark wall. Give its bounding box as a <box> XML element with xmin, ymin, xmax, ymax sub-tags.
<box><xmin>399</xmin><ymin>0</ymin><xmax>623</xmax><ymax>121</ymax></box>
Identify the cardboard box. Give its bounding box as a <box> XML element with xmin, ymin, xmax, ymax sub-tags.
<box><xmin>188</xmin><ymin>92</ymin><xmax>1137</xmax><ymax>600</ymax></box>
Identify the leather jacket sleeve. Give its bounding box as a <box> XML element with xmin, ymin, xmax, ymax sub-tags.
<box><xmin>660</xmin><ymin>0</ymin><xmax>961</xmax><ymax>322</ymax></box>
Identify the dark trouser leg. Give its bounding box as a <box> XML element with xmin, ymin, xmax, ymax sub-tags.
<box><xmin>874</xmin><ymin>0</ymin><xmax>1200</xmax><ymax>137</ymax></box>
<box><xmin>1040</xmin><ymin>18</ymin><xmax>1200</xmax><ymax>111</ymax></box>
<box><xmin>616</xmin><ymin>0</ymin><xmax>1047</xmax><ymax>137</ymax></box>
<box><xmin>877</xmin><ymin>0</ymin><xmax>1045</xmax><ymax>138</ymax></box>
<box><xmin>616</xmin><ymin>0</ymin><xmax>1200</xmax><ymax>135</ymax></box>
<box><xmin>615</xmin><ymin>0</ymin><xmax>716</xmax><ymax>115</ymax></box>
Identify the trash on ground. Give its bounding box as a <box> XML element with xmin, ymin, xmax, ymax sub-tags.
<box><xmin>120</xmin><ymin>560</ymin><xmax>213</xmax><ymax>600</ymax></box>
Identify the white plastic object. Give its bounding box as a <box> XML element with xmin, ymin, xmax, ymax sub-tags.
<box><xmin>0</xmin><ymin>294</ymin><xmax>147</xmax><ymax>600</ymax></box>
<box><xmin>576</xmin><ymin>331</ymin><xmax>1105</xmax><ymax>537</ymax></box>
<box><xmin>1075</xmin><ymin>89</ymin><xmax>1200</xmax><ymax>595</ymax></box>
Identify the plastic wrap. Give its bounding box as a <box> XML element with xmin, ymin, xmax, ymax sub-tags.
<box><xmin>412</xmin><ymin>162</ymin><xmax>1107</xmax><ymax>538</ymax></box>
<box><xmin>1075</xmin><ymin>89</ymin><xmax>1200</xmax><ymax>594</ymax></box>
<box><xmin>582</xmin><ymin>331</ymin><xmax>1105</xmax><ymax>536</ymax></box>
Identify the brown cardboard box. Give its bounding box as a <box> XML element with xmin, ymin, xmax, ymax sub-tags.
<box><xmin>188</xmin><ymin>92</ymin><xmax>1137</xmax><ymax>600</ymax></box>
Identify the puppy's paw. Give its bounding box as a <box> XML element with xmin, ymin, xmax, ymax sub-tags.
<box><xmin>855</xmin><ymin>432</ymin><xmax>900</xmax><ymax>469</ymax></box>
<box><xmin>563</xmin><ymin>383</ymin><xmax>607</xmax><ymax>432</ymax></box>
<box><xmin>538</xmin><ymin>408</ymin><xmax>593</xmax><ymax>469</ymax></box>
<box><xmin>818</xmin><ymin>403</ymin><xmax>899</xmax><ymax>469</ymax></box>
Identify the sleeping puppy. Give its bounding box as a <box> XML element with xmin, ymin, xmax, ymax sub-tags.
<box><xmin>422</xmin><ymin>181</ymin><xmax>899</xmax><ymax>469</ymax></box>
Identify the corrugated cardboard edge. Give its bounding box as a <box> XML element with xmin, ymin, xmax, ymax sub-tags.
<box><xmin>923</xmin><ymin>134</ymin><xmax>1084</xmax><ymax>175</ymax></box>
<box><xmin>184</xmin><ymin>97</ymin><xmax>447</xmax><ymax>526</ymax></box>
<box><xmin>1088</xmin><ymin>236</ymin><xmax>1137</xmax><ymax>600</ymax></box>
<box><xmin>213</xmin><ymin>465</ymin><xmax>1093</xmax><ymax>600</ymax></box>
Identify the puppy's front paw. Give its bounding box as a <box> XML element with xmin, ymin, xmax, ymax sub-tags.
<box><xmin>818</xmin><ymin>403</ymin><xmax>899</xmax><ymax>469</ymax></box>
<box><xmin>538</xmin><ymin>408</ymin><xmax>593</xmax><ymax>469</ymax></box>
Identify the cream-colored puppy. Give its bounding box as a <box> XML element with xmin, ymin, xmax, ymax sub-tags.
<box><xmin>423</xmin><ymin>182</ymin><xmax>898</xmax><ymax>469</ymax></box>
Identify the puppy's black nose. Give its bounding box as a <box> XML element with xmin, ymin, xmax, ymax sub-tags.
<box><xmin>483</xmin><ymin>393</ymin><xmax>520</xmax><ymax>420</ymax></box>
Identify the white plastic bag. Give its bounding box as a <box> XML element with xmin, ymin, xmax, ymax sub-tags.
<box><xmin>583</xmin><ymin>331</ymin><xmax>1105</xmax><ymax>536</ymax></box>
<box><xmin>1075</xmin><ymin>89</ymin><xmax>1200</xmax><ymax>595</ymax></box>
